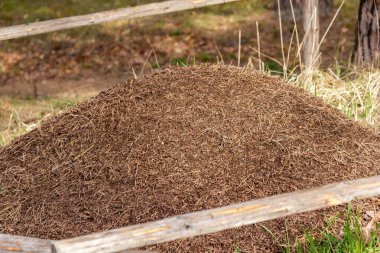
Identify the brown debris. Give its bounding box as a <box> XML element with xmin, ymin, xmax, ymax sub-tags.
<box><xmin>1</xmin><ymin>65</ymin><xmax>380</xmax><ymax>252</ymax></box>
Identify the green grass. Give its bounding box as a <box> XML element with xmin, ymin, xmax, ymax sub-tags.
<box><xmin>283</xmin><ymin>208</ymin><xmax>379</xmax><ymax>253</ymax></box>
<box><xmin>0</xmin><ymin>1</ymin><xmax>378</xmax><ymax>250</ymax></box>
<box><xmin>236</xmin><ymin>241</ymin><xmax>241</xmax><ymax>253</ymax></box>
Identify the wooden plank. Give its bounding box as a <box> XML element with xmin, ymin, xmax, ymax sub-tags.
<box><xmin>0</xmin><ymin>234</ymin><xmax>53</xmax><ymax>253</ymax></box>
<box><xmin>0</xmin><ymin>234</ymin><xmax>155</xmax><ymax>253</ymax></box>
<box><xmin>0</xmin><ymin>0</ymin><xmax>238</xmax><ymax>41</ymax></box>
<box><xmin>302</xmin><ymin>0</ymin><xmax>320</xmax><ymax>69</ymax></box>
<box><xmin>52</xmin><ymin>175</ymin><xmax>380</xmax><ymax>253</ymax></box>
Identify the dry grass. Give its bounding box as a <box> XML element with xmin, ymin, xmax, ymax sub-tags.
<box><xmin>0</xmin><ymin>1</ymin><xmax>378</xmax><ymax>252</ymax></box>
<box><xmin>1</xmin><ymin>65</ymin><xmax>380</xmax><ymax>252</ymax></box>
<box><xmin>246</xmin><ymin>0</ymin><xmax>380</xmax><ymax>130</ymax></box>
<box><xmin>290</xmin><ymin>69</ymin><xmax>380</xmax><ymax>127</ymax></box>
<box><xmin>0</xmin><ymin>97</ymin><xmax>77</xmax><ymax>145</ymax></box>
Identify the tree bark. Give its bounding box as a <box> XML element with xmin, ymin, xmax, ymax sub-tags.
<box><xmin>354</xmin><ymin>0</ymin><xmax>380</xmax><ymax>66</ymax></box>
<box><xmin>277</xmin><ymin>0</ymin><xmax>333</xmax><ymax>21</ymax></box>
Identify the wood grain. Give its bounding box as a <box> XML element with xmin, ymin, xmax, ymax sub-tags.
<box><xmin>302</xmin><ymin>0</ymin><xmax>320</xmax><ymax>69</ymax></box>
<box><xmin>0</xmin><ymin>234</ymin><xmax>155</xmax><ymax>253</ymax></box>
<box><xmin>0</xmin><ymin>234</ymin><xmax>53</xmax><ymax>253</ymax></box>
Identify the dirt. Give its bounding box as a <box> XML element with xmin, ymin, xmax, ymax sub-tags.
<box><xmin>1</xmin><ymin>65</ymin><xmax>379</xmax><ymax>252</ymax></box>
<box><xmin>0</xmin><ymin>74</ymin><xmax>120</xmax><ymax>98</ymax></box>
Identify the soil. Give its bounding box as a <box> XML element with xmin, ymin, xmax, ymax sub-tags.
<box><xmin>1</xmin><ymin>65</ymin><xmax>379</xmax><ymax>252</ymax></box>
<box><xmin>0</xmin><ymin>74</ymin><xmax>119</xmax><ymax>99</ymax></box>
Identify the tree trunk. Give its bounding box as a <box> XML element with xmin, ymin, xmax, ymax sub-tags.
<box><xmin>354</xmin><ymin>0</ymin><xmax>380</xmax><ymax>66</ymax></box>
<box><xmin>277</xmin><ymin>0</ymin><xmax>333</xmax><ymax>21</ymax></box>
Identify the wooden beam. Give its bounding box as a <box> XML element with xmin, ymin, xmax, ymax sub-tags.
<box><xmin>51</xmin><ymin>175</ymin><xmax>380</xmax><ymax>253</ymax></box>
<box><xmin>0</xmin><ymin>0</ymin><xmax>238</xmax><ymax>41</ymax></box>
<box><xmin>302</xmin><ymin>0</ymin><xmax>320</xmax><ymax>69</ymax></box>
<box><xmin>0</xmin><ymin>235</ymin><xmax>54</xmax><ymax>253</ymax></box>
<box><xmin>0</xmin><ymin>234</ymin><xmax>155</xmax><ymax>253</ymax></box>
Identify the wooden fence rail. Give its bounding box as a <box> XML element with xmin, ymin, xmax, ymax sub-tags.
<box><xmin>0</xmin><ymin>0</ymin><xmax>237</xmax><ymax>41</ymax></box>
<box><xmin>0</xmin><ymin>2</ymin><xmax>375</xmax><ymax>251</ymax></box>
<box><xmin>1</xmin><ymin>175</ymin><xmax>380</xmax><ymax>253</ymax></box>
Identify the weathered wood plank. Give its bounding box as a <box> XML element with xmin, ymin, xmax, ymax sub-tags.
<box><xmin>0</xmin><ymin>234</ymin><xmax>155</xmax><ymax>253</ymax></box>
<box><xmin>302</xmin><ymin>0</ymin><xmax>320</xmax><ymax>69</ymax></box>
<box><xmin>52</xmin><ymin>175</ymin><xmax>380</xmax><ymax>253</ymax></box>
<box><xmin>0</xmin><ymin>0</ymin><xmax>238</xmax><ymax>41</ymax></box>
<box><xmin>0</xmin><ymin>234</ymin><xmax>53</xmax><ymax>253</ymax></box>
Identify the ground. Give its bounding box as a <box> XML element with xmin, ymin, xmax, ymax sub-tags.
<box><xmin>1</xmin><ymin>0</ymin><xmax>379</xmax><ymax>251</ymax></box>
<box><xmin>0</xmin><ymin>0</ymin><xmax>361</xmax><ymax>145</ymax></box>
<box><xmin>1</xmin><ymin>65</ymin><xmax>379</xmax><ymax>252</ymax></box>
